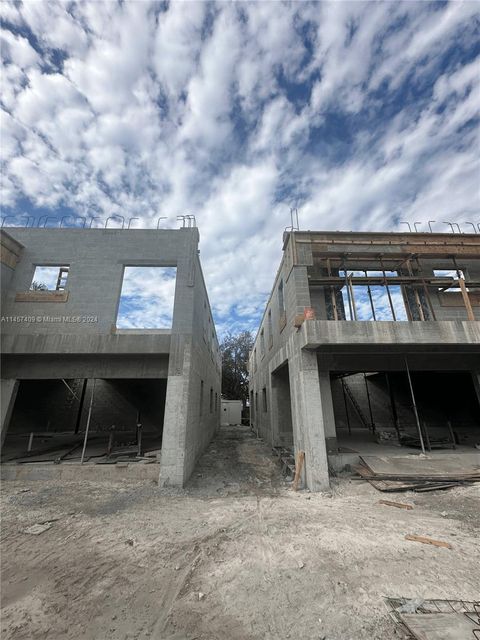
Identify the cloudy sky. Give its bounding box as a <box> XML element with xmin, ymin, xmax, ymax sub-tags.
<box><xmin>1</xmin><ymin>1</ymin><xmax>479</xmax><ymax>334</ymax></box>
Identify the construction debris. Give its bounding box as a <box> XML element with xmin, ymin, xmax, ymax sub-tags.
<box><xmin>293</xmin><ymin>451</ymin><xmax>305</xmax><ymax>491</ymax></box>
<box><xmin>405</xmin><ymin>534</ymin><xmax>452</xmax><ymax>549</ymax></box>
<box><xmin>354</xmin><ymin>454</ymin><xmax>480</xmax><ymax>492</ymax></box>
<box><xmin>272</xmin><ymin>446</ymin><xmax>296</xmax><ymax>478</ymax></box>
<box><xmin>400</xmin><ymin>612</ymin><xmax>478</xmax><ymax>638</ymax></box>
<box><xmin>23</xmin><ymin>522</ymin><xmax>54</xmax><ymax>535</ymax></box>
<box><xmin>385</xmin><ymin>598</ymin><xmax>480</xmax><ymax>639</ymax></box>
<box><xmin>378</xmin><ymin>500</ymin><xmax>413</xmax><ymax>510</ymax></box>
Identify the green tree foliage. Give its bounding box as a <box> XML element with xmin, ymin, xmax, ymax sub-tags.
<box><xmin>30</xmin><ymin>281</ymin><xmax>48</xmax><ymax>290</ymax></box>
<box><xmin>220</xmin><ymin>331</ymin><xmax>254</xmax><ymax>404</ymax></box>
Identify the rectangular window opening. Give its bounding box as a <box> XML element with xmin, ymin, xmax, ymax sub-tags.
<box><xmin>116</xmin><ymin>266</ymin><xmax>176</xmax><ymax>329</ymax></box>
<box><xmin>31</xmin><ymin>265</ymin><xmax>69</xmax><ymax>291</ymax></box>
<box><xmin>278</xmin><ymin>279</ymin><xmax>285</xmax><ymax>312</ymax></box>
<box><xmin>434</xmin><ymin>269</ymin><xmax>465</xmax><ymax>292</ymax></box>
<box><xmin>338</xmin><ymin>270</ymin><xmax>407</xmax><ymax>321</ymax></box>
<box><xmin>262</xmin><ymin>388</ymin><xmax>267</xmax><ymax>412</ymax></box>
<box><xmin>267</xmin><ymin>309</ymin><xmax>273</xmax><ymax>348</ymax></box>
<box><xmin>278</xmin><ymin>279</ymin><xmax>286</xmax><ymax>330</ymax></box>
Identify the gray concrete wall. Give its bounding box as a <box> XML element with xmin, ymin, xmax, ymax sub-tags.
<box><xmin>1</xmin><ymin>228</ymin><xmax>191</xmax><ymax>335</ymax></box>
<box><xmin>1</xmin><ymin>231</ymin><xmax>23</xmax><ymax>310</ymax></box>
<box><xmin>1</xmin><ymin>228</ymin><xmax>221</xmax><ymax>485</ymax></box>
<box><xmin>159</xmin><ymin>252</ymin><xmax>221</xmax><ymax>487</ymax></box>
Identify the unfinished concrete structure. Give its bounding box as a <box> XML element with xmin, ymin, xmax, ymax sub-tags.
<box><xmin>0</xmin><ymin>227</ymin><xmax>221</xmax><ymax>485</ymax></box>
<box><xmin>249</xmin><ymin>230</ymin><xmax>480</xmax><ymax>491</ymax></box>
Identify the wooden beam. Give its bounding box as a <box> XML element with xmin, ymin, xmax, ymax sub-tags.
<box><xmin>293</xmin><ymin>451</ymin><xmax>305</xmax><ymax>491</ymax></box>
<box><xmin>457</xmin><ymin>277</ymin><xmax>475</xmax><ymax>320</ymax></box>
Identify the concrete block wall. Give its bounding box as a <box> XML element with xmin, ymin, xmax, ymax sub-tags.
<box><xmin>1</xmin><ymin>227</ymin><xmax>220</xmax><ymax>486</ymax></box>
<box><xmin>159</xmin><ymin>253</ymin><xmax>220</xmax><ymax>487</ymax></box>
<box><xmin>250</xmin><ymin>244</ymin><xmax>315</xmax><ymax>443</ymax></box>
<box><xmin>1</xmin><ymin>231</ymin><xmax>23</xmax><ymax>309</ymax></box>
<box><xmin>1</xmin><ymin>228</ymin><xmax>189</xmax><ymax>335</ymax></box>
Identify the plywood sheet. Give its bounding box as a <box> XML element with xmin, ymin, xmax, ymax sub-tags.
<box><xmin>400</xmin><ymin>612</ymin><xmax>478</xmax><ymax>639</ymax></box>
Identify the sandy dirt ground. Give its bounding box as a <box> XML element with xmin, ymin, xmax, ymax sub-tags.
<box><xmin>1</xmin><ymin>425</ymin><xmax>479</xmax><ymax>640</ymax></box>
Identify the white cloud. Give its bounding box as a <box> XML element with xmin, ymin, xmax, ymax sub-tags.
<box><xmin>117</xmin><ymin>266</ymin><xmax>177</xmax><ymax>329</ymax></box>
<box><xmin>1</xmin><ymin>0</ymin><xmax>478</xmax><ymax>334</ymax></box>
<box><xmin>0</xmin><ymin>28</ymin><xmax>40</xmax><ymax>68</ymax></box>
<box><xmin>153</xmin><ymin>1</ymin><xmax>206</xmax><ymax>100</ymax></box>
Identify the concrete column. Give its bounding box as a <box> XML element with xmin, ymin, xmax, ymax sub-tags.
<box><xmin>319</xmin><ymin>372</ymin><xmax>337</xmax><ymax>453</ymax></box>
<box><xmin>1</xmin><ymin>379</ymin><xmax>19</xmax><ymax>447</ymax></box>
<box><xmin>159</xmin><ymin>336</ymin><xmax>192</xmax><ymax>487</ymax></box>
<box><xmin>288</xmin><ymin>349</ymin><xmax>330</xmax><ymax>491</ymax></box>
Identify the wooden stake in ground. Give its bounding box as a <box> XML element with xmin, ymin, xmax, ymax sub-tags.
<box><xmin>405</xmin><ymin>534</ymin><xmax>452</xmax><ymax>549</ymax></box>
<box><xmin>379</xmin><ymin>500</ymin><xmax>413</xmax><ymax>510</ymax></box>
<box><xmin>293</xmin><ymin>451</ymin><xmax>305</xmax><ymax>491</ymax></box>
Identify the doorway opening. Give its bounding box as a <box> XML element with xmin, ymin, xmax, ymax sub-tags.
<box><xmin>271</xmin><ymin>362</ymin><xmax>293</xmax><ymax>446</ymax></box>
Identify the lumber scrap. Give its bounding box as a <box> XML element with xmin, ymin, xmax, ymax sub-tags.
<box><xmin>379</xmin><ymin>500</ymin><xmax>413</xmax><ymax>510</ymax></box>
<box><xmin>293</xmin><ymin>451</ymin><xmax>305</xmax><ymax>491</ymax></box>
<box><xmin>405</xmin><ymin>534</ymin><xmax>452</xmax><ymax>549</ymax></box>
<box><xmin>353</xmin><ymin>457</ymin><xmax>479</xmax><ymax>493</ymax></box>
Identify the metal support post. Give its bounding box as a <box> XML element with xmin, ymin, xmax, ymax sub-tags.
<box><xmin>404</xmin><ymin>359</ymin><xmax>426</xmax><ymax>455</ymax></box>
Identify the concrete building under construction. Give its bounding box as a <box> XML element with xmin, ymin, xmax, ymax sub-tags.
<box><xmin>249</xmin><ymin>230</ymin><xmax>480</xmax><ymax>491</ymax></box>
<box><xmin>0</xmin><ymin>226</ymin><xmax>221</xmax><ymax>485</ymax></box>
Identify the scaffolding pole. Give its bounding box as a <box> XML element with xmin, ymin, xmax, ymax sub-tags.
<box><xmin>80</xmin><ymin>379</ymin><xmax>96</xmax><ymax>464</ymax></box>
<box><xmin>342</xmin><ymin>261</ymin><xmax>354</xmax><ymax>321</ymax></box>
<box><xmin>404</xmin><ymin>359</ymin><xmax>426</xmax><ymax>455</ymax></box>
<box><xmin>341</xmin><ymin>379</ymin><xmax>351</xmax><ymax>434</ymax></box>
<box><xmin>363</xmin><ymin>374</ymin><xmax>375</xmax><ymax>432</ymax></box>
<box><xmin>380</xmin><ymin>256</ymin><xmax>398</xmax><ymax>321</ymax></box>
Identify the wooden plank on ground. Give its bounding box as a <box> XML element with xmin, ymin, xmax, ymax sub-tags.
<box><xmin>405</xmin><ymin>534</ymin><xmax>452</xmax><ymax>549</ymax></box>
<box><xmin>379</xmin><ymin>500</ymin><xmax>413</xmax><ymax>510</ymax></box>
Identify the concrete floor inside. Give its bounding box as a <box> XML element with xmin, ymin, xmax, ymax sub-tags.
<box><xmin>331</xmin><ymin>427</ymin><xmax>480</xmax><ymax>474</ymax></box>
<box><xmin>330</xmin><ymin>370</ymin><xmax>480</xmax><ymax>473</ymax></box>
<box><xmin>1</xmin><ymin>424</ymin><xmax>479</xmax><ymax>640</ymax></box>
